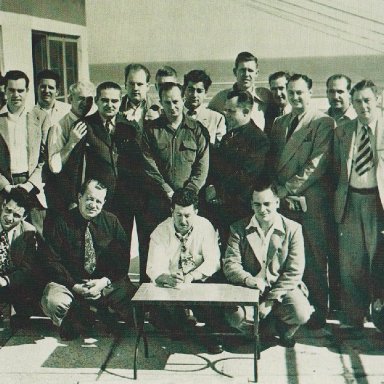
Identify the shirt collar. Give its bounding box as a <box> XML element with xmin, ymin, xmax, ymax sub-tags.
<box><xmin>7</xmin><ymin>105</ymin><xmax>26</xmax><ymax>119</ymax></box>
<box><xmin>183</xmin><ymin>105</ymin><xmax>203</xmax><ymax>116</ymax></box>
<box><xmin>99</xmin><ymin>114</ymin><xmax>116</xmax><ymax>128</ymax></box>
<box><xmin>246</xmin><ymin>213</ymin><xmax>285</xmax><ymax>236</ymax></box>
<box><xmin>0</xmin><ymin>222</ymin><xmax>20</xmax><ymax>243</ymax></box>
<box><xmin>357</xmin><ymin>117</ymin><xmax>377</xmax><ymax>134</ymax></box>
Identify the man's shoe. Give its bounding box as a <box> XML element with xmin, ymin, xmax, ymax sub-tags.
<box><xmin>306</xmin><ymin>313</ymin><xmax>326</xmax><ymax>330</ymax></box>
<box><xmin>10</xmin><ymin>315</ymin><xmax>30</xmax><ymax>331</ymax></box>
<box><xmin>59</xmin><ymin>317</ymin><xmax>80</xmax><ymax>341</ymax></box>
<box><xmin>276</xmin><ymin>320</ymin><xmax>297</xmax><ymax>348</ymax></box>
<box><xmin>207</xmin><ymin>342</ymin><xmax>224</xmax><ymax>354</ymax></box>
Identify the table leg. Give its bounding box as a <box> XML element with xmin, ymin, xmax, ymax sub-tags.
<box><xmin>133</xmin><ymin>306</ymin><xmax>141</xmax><ymax>380</ymax></box>
<box><xmin>254</xmin><ymin>303</ymin><xmax>259</xmax><ymax>383</ymax></box>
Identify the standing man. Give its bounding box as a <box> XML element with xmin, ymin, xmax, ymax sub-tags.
<box><xmin>142</xmin><ymin>82</ymin><xmax>209</xmax><ymax>230</ymax></box>
<box><xmin>326</xmin><ymin>74</ymin><xmax>357</xmax><ymax>126</ymax></box>
<box><xmin>0</xmin><ymin>73</ymin><xmax>7</xmax><ymax>112</ymax></box>
<box><xmin>207</xmin><ymin>90</ymin><xmax>269</xmax><ymax>245</ymax></box>
<box><xmin>41</xmin><ymin>179</ymin><xmax>137</xmax><ymax>340</ymax></box>
<box><xmin>270</xmin><ymin>74</ymin><xmax>335</xmax><ymax>329</ymax></box>
<box><xmin>334</xmin><ymin>80</ymin><xmax>384</xmax><ymax>334</ymax></box>
<box><xmin>183</xmin><ymin>69</ymin><xmax>226</xmax><ymax>145</ymax></box>
<box><xmin>223</xmin><ymin>177</ymin><xmax>312</xmax><ymax>347</ymax></box>
<box><xmin>209</xmin><ymin>51</ymin><xmax>274</xmax><ymax>132</ymax></box>
<box><xmin>46</xmin><ymin>81</ymin><xmax>95</xmax><ymax>214</ymax></box>
<box><xmin>0</xmin><ymin>70</ymin><xmax>51</xmax><ymax>235</ymax></box>
<box><xmin>34</xmin><ymin>69</ymin><xmax>71</xmax><ymax>125</ymax></box>
<box><xmin>155</xmin><ymin>66</ymin><xmax>178</xmax><ymax>92</ymax></box>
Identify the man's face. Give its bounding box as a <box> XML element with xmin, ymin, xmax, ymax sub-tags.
<box><xmin>160</xmin><ymin>86</ymin><xmax>184</xmax><ymax>122</ymax></box>
<box><xmin>96</xmin><ymin>88</ymin><xmax>121</xmax><ymax>120</ymax></box>
<box><xmin>0</xmin><ymin>200</ymin><xmax>26</xmax><ymax>231</ymax></box>
<box><xmin>184</xmin><ymin>81</ymin><xmax>206</xmax><ymax>110</ymax></box>
<box><xmin>155</xmin><ymin>75</ymin><xmax>177</xmax><ymax>91</ymax></box>
<box><xmin>352</xmin><ymin>87</ymin><xmax>378</xmax><ymax>125</ymax></box>
<box><xmin>78</xmin><ymin>182</ymin><xmax>107</xmax><ymax>221</ymax></box>
<box><xmin>251</xmin><ymin>189</ymin><xmax>279</xmax><ymax>228</ymax></box>
<box><xmin>233</xmin><ymin>60</ymin><xmax>258</xmax><ymax>91</ymax></box>
<box><xmin>6</xmin><ymin>78</ymin><xmax>28</xmax><ymax>113</ymax></box>
<box><xmin>70</xmin><ymin>89</ymin><xmax>94</xmax><ymax>118</ymax></box>
<box><xmin>270</xmin><ymin>76</ymin><xmax>288</xmax><ymax>108</ymax></box>
<box><xmin>327</xmin><ymin>78</ymin><xmax>350</xmax><ymax>113</ymax></box>
<box><xmin>224</xmin><ymin>96</ymin><xmax>249</xmax><ymax>130</ymax></box>
<box><xmin>38</xmin><ymin>78</ymin><xmax>59</xmax><ymax>108</ymax></box>
<box><xmin>287</xmin><ymin>79</ymin><xmax>312</xmax><ymax>113</ymax></box>
<box><xmin>172</xmin><ymin>203</ymin><xmax>197</xmax><ymax>235</ymax></box>
<box><xmin>125</xmin><ymin>69</ymin><xmax>149</xmax><ymax>105</ymax></box>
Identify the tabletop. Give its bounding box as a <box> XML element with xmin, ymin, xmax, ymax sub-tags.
<box><xmin>131</xmin><ymin>283</ymin><xmax>259</xmax><ymax>306</ymax></box>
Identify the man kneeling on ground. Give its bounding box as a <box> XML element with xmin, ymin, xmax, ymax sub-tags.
<box><xmin>223</xmin><ymin>175</ymin><xmax>313</xmax><ymax>347</ymax></box>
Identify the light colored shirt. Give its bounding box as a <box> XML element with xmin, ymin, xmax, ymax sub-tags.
<box><xmin>147</xmin><ymin>215</ymin><xmax>220</xmax><ymax>282</ymax></box>
<box><xmin>35</xmin><ymin>100</ymin><xmax>71</xmax><ymax>125</ymax></box>
<box><xmin>350</xmin><ymin>119</ymin><xmax>377</xmax><ymax>189</ymax></box>
<box><xmin>122</xmin><ymin>98</ymin><xmax>146</xmax><ymax>129</ymax></box>
<box><xmin>327</xmin><ymin>104</ymin><xmax>357</xmax><ymax>126</ymax></box>
<box><xmin>7</xmin><ymin>107</ymin><xmax>28</xmax><ymax>174</ymax></box>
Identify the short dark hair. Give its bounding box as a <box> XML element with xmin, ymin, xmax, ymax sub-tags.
<box><xmin>95</xmin><ymin>81</ymin><xmax>122</xmax><ymax>100</ymax></box>
<box><xmin>288</xmin><ymin>73</ymin><xmax>313</xmax><ymax>90</ymax></box>
<box><xmin>350</xmin><ymin>79</ymin><xmax>378</xmax><ymax>98</ymax></box>
<box><xmin>5</xmin><ymin>70</ymin><xmax>30</xmax><ymax>89</ymax></box>
<box><xmin>158</xmin><ymin>82</ymin><xmax>183</xmax><ymax>101</ymax></box>
<box><xmin>268</xmin><ymin>71</ymin><xmax>291</xmax><ymax>85</ymax></box>
<box><xmin>3</xmin><ymin>187</ymin><xmax>32</xmax><ymax>214</ymax></box>
<box><xmin>227</xmin><ymin>89</ymin><xmax>254</xmax><ymax>110</ymax></box>
<box><xmin>183</xmin><ymin>70</ymin><xmax>212</xmax><ymax>92</ymax></box>
<box><xmin>36</xmin><ymin>69</ymin><xmax>61</xmax><ymax>89</ymax></box>
<box><xmin>171</xmin><ymin>189</ymin><xmax>199</xmax><ymax>210</ymax></box>
<box><xmin>79</xmin><ymin>179</ymin><xmax>108</xmax><ymax>196</ymax></box>
<box><xmin>251</xmin><ymin>172</ymin><xmax>278</xmax><ymax>197</ymax></box>
<box><xmin>326</xmin><ymin>74</ymin><xmax>352</xmax><ymax>90</ymax></box>
<box><xmin>235</xmin><ymin>52</ymin><xmax>258</xmax><ymax>70</ymax></box>
<box><xmin>155</xmin><ymin>66</ymin><xmax>177</xmax><ymax>80</ymax></box>
<box><xmin>124</xmin><ymin>63</ymin><xmax>150</xmax><ymax>84</ymax></box>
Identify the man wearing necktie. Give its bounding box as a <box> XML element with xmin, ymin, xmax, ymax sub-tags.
<box><xmin>223</xmin><ymin>175</ymin><xmax>312</xmax><ymax>347</ymax></box>
<box><xmin>269</xmin><ymin>74</ymin><xmax>335</xmax><ymax>329</ymax></box>
<box><xmin>41</xmin><ymin>179</ymin><xmax>136</xmax><ymax>340</ymax></box>
<box><xmin>334</xmin><ymin>80</ymin><xmax>384</xmax><ymax>336</ymax></box>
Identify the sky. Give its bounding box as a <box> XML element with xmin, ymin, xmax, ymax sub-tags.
<box><xmin>86</xmin><ymin>0</ymin><xmax>384</xmax><ymax>64</ymax></box>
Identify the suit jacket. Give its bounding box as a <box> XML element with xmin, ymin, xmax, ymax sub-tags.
<box><xmin>0</xmin><ymin>108</ymin><xmax>51</xmax><ymax>208</ymax></box>
<box><xmin>270</xmin><ymin>108</ymin><xmax>335</xmax><ymax>201</ymax></box>
<box><xmin>334</xmin><ymin>115</ymin><xmax>384</xmax><ymax>223</ymax></box>
<box><xmin>223</xmin><ymin>214</ymin><xmax>307</xmax><ymax>302</ymax></box>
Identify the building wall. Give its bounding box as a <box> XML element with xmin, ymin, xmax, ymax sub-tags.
<box><xmin>0</xmin><ymin>0</ymin><xmax>86</xmax><ymax>26</ymax></box>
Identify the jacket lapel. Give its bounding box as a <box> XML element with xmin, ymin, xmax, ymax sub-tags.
<box><xmin>375</xmin><ymin>115</ymin><xmax>384</xmax><ymax>209</ymax></box>
<box><xmin>0</xmin><ymin>114</ymin><xmax>10</xmax><ymax>150</ymax></box>
<box><xmin>246</xmin><ymin>230</ymin><xmax>264</xmax><ymax>267</ymax></box>
<box><xmin>341</xmin><ymin>121</ymin><xmax>356</xmax><ymax>180</ymax></box>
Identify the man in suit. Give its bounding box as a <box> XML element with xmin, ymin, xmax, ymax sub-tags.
<box><xmin>223</xmin><ymin>176</ymin><xmax>312</xmax><ymax>347</ymax></box>
<box><xmin>206</xmin><ymin>90</ymin><xmax>269</xmax><ymax>246</ymax></box>
<box><xmin>208</xmin><ymin>51</ymin><xmax>275</xmax><ymax>132</ymax></box>
<box><xmin>0</xmin><ymin>70</ymin><xmax>51</xmax><ymax>235</ymax></box>
<box><xmin>33</xmin><ymin>69</ymin><xmax>71</xmax><ymax>125</ymax></box>
<box><xmin>183</xmin><ymin>69</ymin><xmax>226</xmax><ymax>145</ymax></box>
<box><xmin>41</xmin><ymin>179</ymin><xmax>137</xmax><ymax>340</ymax></box>
<box><xmin>334</xmin><ymin>80</ymin><xmax>384</xmax><ymax>334</ymax></box>
<box><xmin>0</xmin><ymin>187</ymin><xmax>45</xmax><ymax>329</ymax></box>
<box><xmin>269</xmin><ymin>73</ymin><xmax>335</xmax><ymax>329</ymax></box>
<box><xmin>326</xmin><ymin>74</ymin><xmax>356</xmax><ymax>126</ymax></box>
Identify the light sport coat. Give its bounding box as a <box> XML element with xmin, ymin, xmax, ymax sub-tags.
<box><xmin>0</xmin><ymin>108</ymin><xmax>51</xmax><ymax>208</ymax></box>
<box><xmin>334</xmin><ymin>114</ymin><xmax>384</xmax><ymax>223</ymax></box>
<box><xmin>223</xmin><ymin>214</ymin><xmax>307</xmax><ymax>302</ymax></box>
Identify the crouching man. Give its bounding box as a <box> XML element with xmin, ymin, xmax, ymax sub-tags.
<box><xmin>41</xmin><ymin>179</ymin><xmax>137</xmax><ymax>340</ymax></box>
<box><xmin>146</xmin><ymin>188</ymin><xmax>223</xmax><ymax>353</ymax></box>
<box><xmin>223</xmin><ymin>175</ymin><xmax>313</xmax><ymax>347</ymax></box>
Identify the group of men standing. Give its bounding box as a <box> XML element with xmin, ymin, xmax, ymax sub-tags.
<box><xmin>0</xmin><ymin>50</ymin><xmax>383</xmax><ymax>353</ymax></box>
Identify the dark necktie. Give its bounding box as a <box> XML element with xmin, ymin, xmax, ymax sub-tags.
<box><xmin>0</xmin><ymin>231</ymin><xmax>10</xmax><ymax>275</ymax></box>
<box><xmin>84</xmin><ymin>223</ymin><xmax>96</xmax><ymax>274</ymax></box>
<box><xmin>286</xmin><ymin>115</ymin><xmax>299</xmax><ymax>142</ymax></box>
<box><xmin>355</xmin><ymin>125</ymin><xmax>374</xmax><ymax>176</ymax></box>
<box><xmin>105</xmin><ymin>119</ymin><xmax>113</xmax><ymax>135</ymax></box>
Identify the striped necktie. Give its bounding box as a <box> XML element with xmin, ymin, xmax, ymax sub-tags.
<box><xmin>355</xmin><ymin>125</ymin><xmax>374</xmax><ymax>176</ymax></box>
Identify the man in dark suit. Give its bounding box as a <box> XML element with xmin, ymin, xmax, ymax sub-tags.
<box><xmin>41</xmin><ymin>179</ymin><xmax>137</xmax><ymax>340</ymax></box>
<box><xmin>206</xmin><ymin>89</ymin><xmax>269</xmax><ymax>246</ymax></box>
<box><xmin>269</xmin><ymin>74</ymin><xmax>335</xmax><ymax>329</ymax></box>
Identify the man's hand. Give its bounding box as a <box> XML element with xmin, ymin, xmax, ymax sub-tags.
<box><xmin>205</xmin><ymin>185</ymin><xmax>217</xmax><ymax>203</ymax></box>
<box><xmin>69</xmin><ymin>121</ymin><xmax>87</xmax><ymax>145</ymax></box>
<box><xmin>373</xmin><ymin>298</ymin><xmax>384</xmax><ymax>312</ymax></box>
<box><xmin>155</xmin><ymin>273</ymin><xmax>184</xmax><ymax>288</ymax></box>
<box><xmin>72</xmin><ymin>283</ymin><xmax>90</xmax><ymax>297</ymax></box>
<box><xmin>259</xmin><ymin>300</ymin><xmax>274</xmax><ymax>320</ymax></box>
<box><xmin>0</xmin><ymin>276</ymin><xmax>8</xmax><ymax>287</ymax></box>
<box><xmin>83</xmin><ymin>278</ymin><xmax>109</xmax><ymax>300</ymax></box>
<box><xmin>244</xmin><ymin>276</ymin><xmax>266</xmax><ymax>292</ymax></box>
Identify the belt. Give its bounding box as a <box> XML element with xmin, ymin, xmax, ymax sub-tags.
<box><xmin>349</xmin><ymin>186</ymin><xmax>378</xmax><ymax>195</ymax></box>
<box><xmin>12</xmin><ymin>172</ymin><xmax>29</xmax><ymax>179</ymax></box>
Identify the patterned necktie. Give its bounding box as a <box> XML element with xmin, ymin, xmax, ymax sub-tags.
<box><xmin>175</xmin><ymin>226</ymin><xmax>196</xmax><ymax>275</ymax></box>
<box><xmin>84</xmin><ymin>223</ymin><xmax>96</xmax><ymax>274</ymax></box>
<box><xmin>355</xmin><ymin>125</ymin><xmax>374</xmax><ymax>176</ymax></box>
<box><xmin>286</xmin><ymin>115</ymin><xmax>299</xmax><ymax>142</ymax></box>
<box><xmin>105</xmin><ymin>119</ymin><xmax>113</xmax><ymax>135</ymax></box>
<box><xmin>0</xmin><ymin>231</ymin><xmax>10</xmax><ymax>275</ymax></box>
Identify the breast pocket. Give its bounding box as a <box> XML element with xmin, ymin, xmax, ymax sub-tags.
<box><xmin>180</xmin><ymin>140</ymin><xmax>197</xmax><ymax>163</ymax></box>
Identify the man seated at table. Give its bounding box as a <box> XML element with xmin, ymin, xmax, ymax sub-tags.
<box><xmin>41</xmin><ymin>179</ymin><xmax>137</xmax><ymax>340</ymax></box>
<box><xmin>146</xmin><ymin>188</ymin><xmax>222</xmax><ymax>353</ymax></box>
<box><xmin>223</xmin><ymin>175</ymin><xmax>313</xmax><ymax>347</ymax></box>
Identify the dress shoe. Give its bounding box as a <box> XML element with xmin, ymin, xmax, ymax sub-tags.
<box><xmin>207</xmin><ymin>342</ymin><xmax>224</xmax><ymax>354</ymax></box>
<box><xmin>59</xmin><ymin>317</ymin><xmax>80</xmax><ymax>341</ymax></box>
<box><xmin>276</xmin><ymin>320</ymin><xmax>297</xmax><ymax>348</ymax></box>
